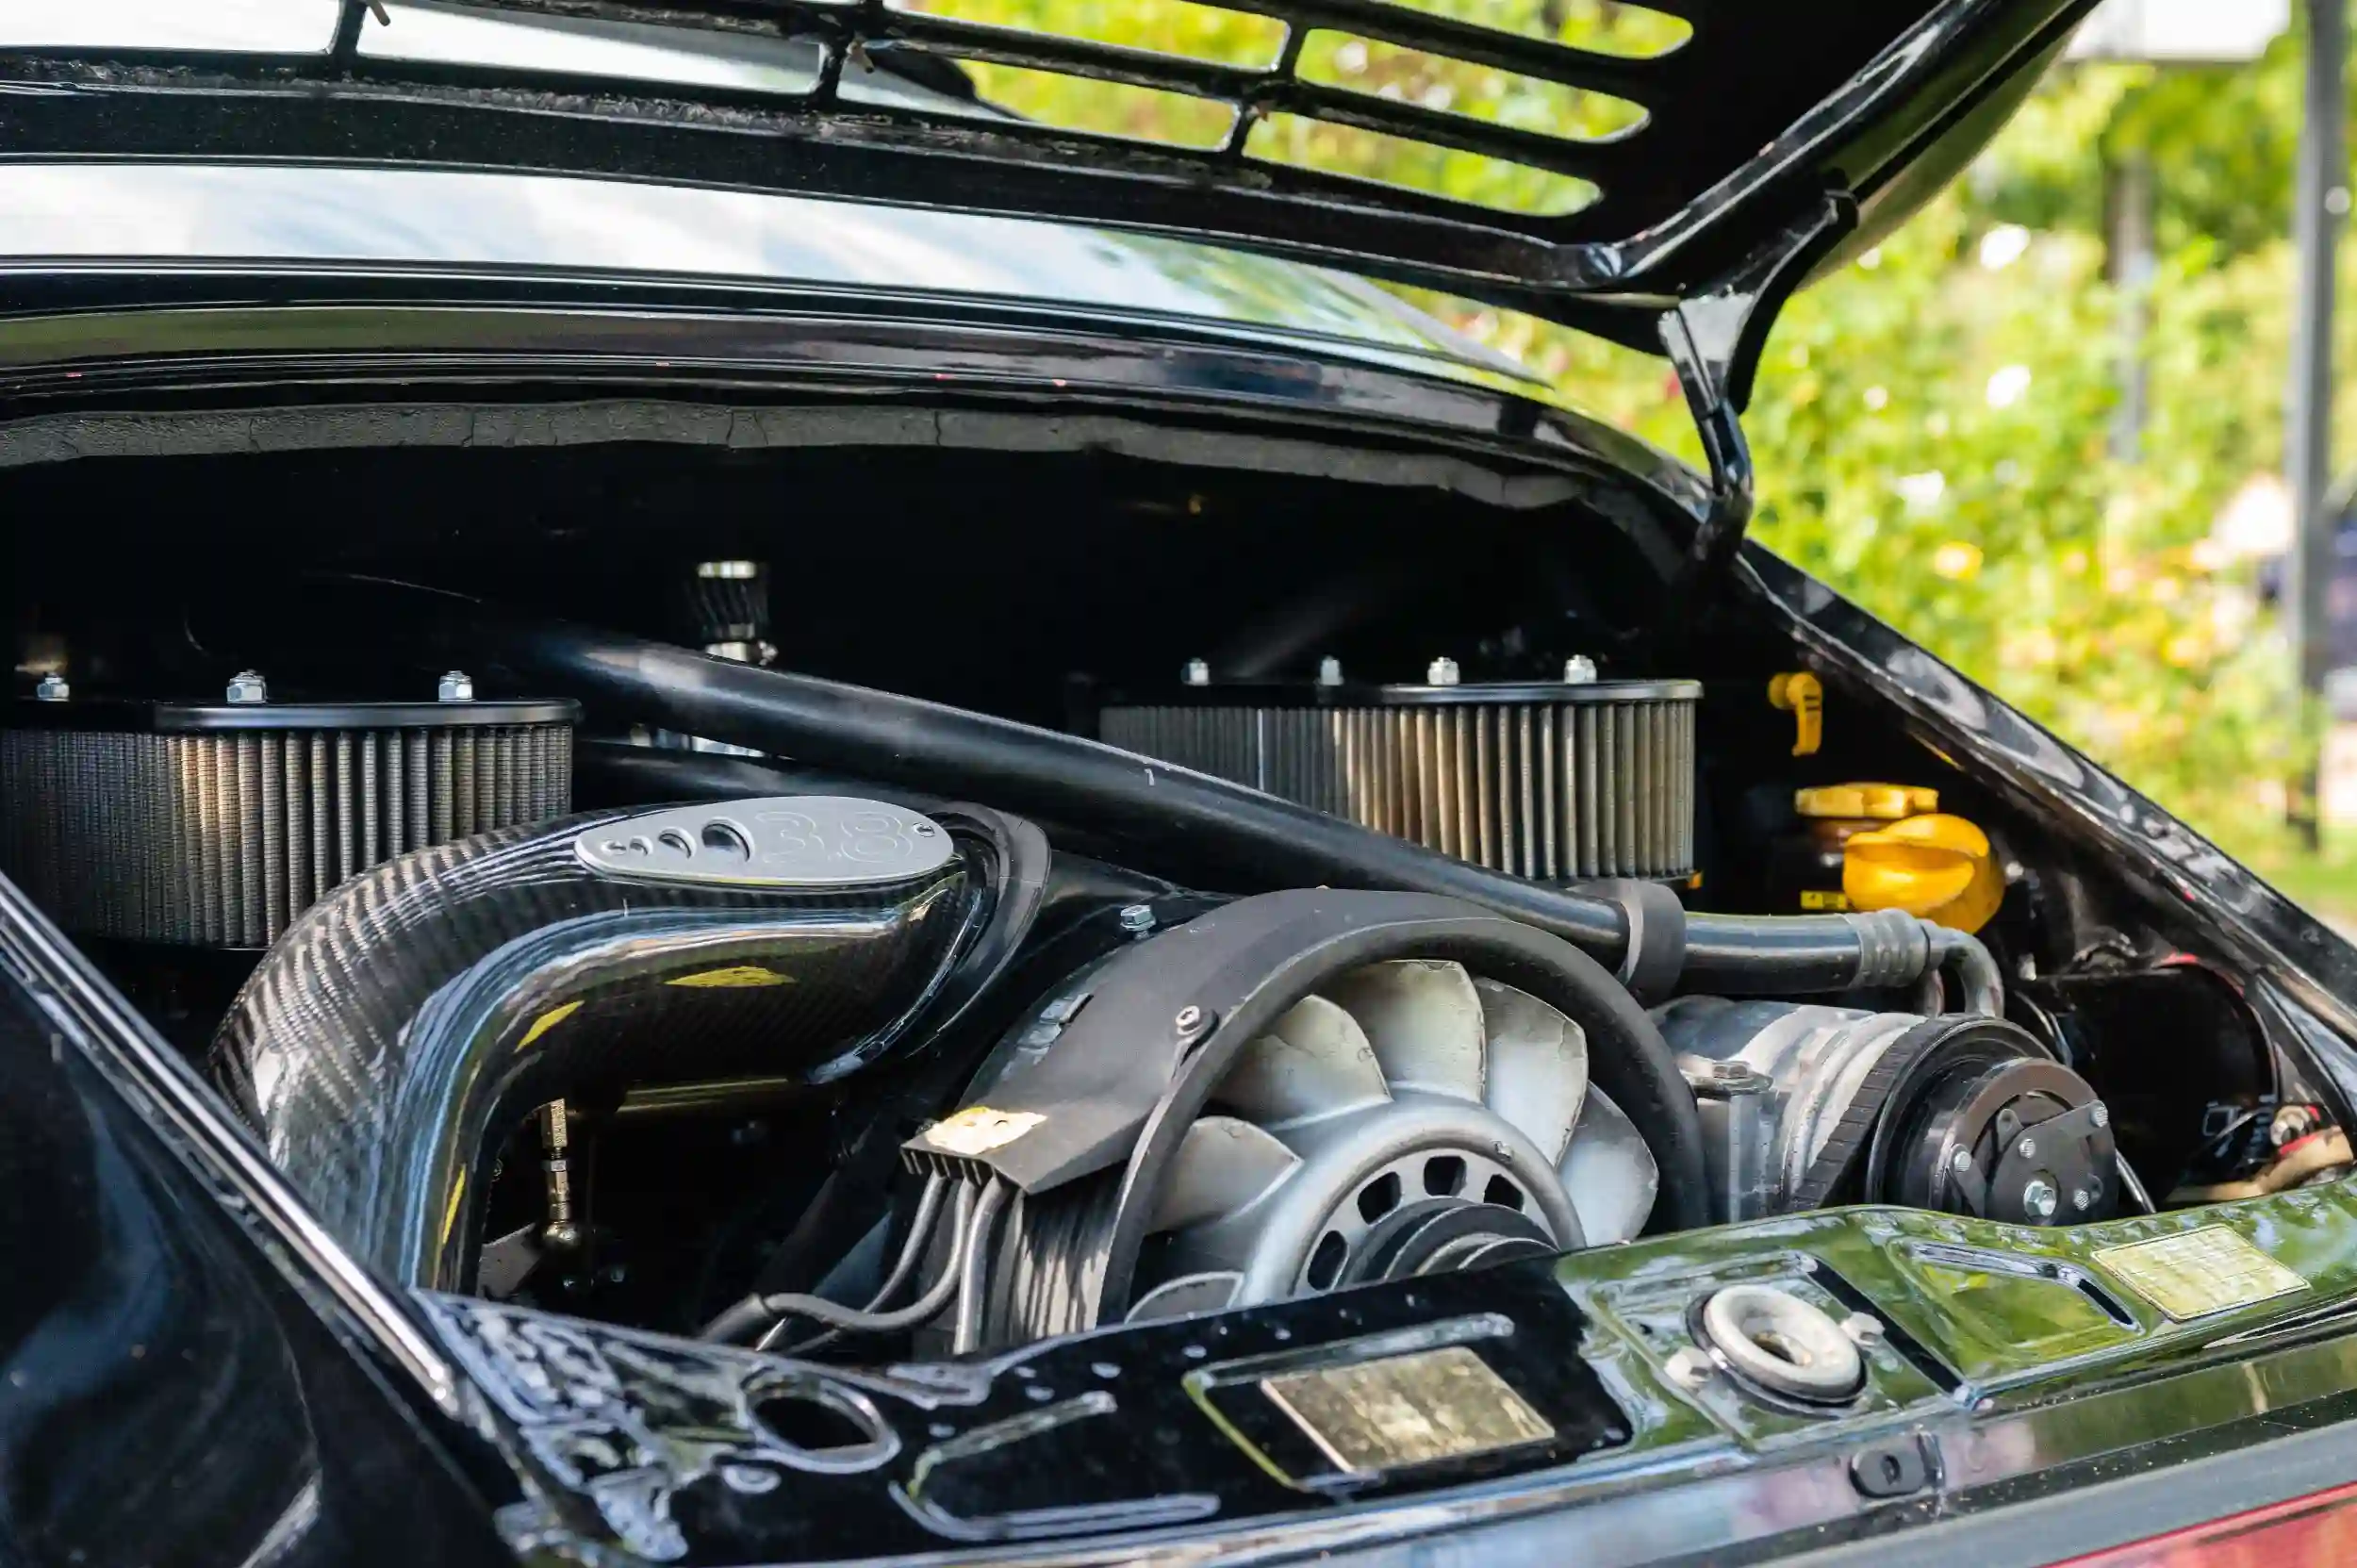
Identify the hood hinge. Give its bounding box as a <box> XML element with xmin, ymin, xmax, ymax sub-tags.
<box><xmin>1658</xmin><ymin>188</ymin><xmax>1860</xmax><ymax>605</ymax></box>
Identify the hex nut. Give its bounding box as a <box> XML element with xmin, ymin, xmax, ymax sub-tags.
<box><xmin>224</xmin><ymin>670</ymin><xmax>269</xmax><ymax>704</ymax></box>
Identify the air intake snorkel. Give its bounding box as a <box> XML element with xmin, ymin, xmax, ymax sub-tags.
<box><xmin>211</xmin><ymin>796</ymin><xmax>996</xmax><ymax>1290</ymax></box>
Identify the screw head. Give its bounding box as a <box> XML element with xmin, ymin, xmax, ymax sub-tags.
<box><xmin>1316</xmin><ymin>655</ymin><xmax>1344</xmax><ymax>687</ymax></box>
<box><xmin>224</xmin><ymin>669</ymin><xmax>268</xmax><ymax>704</ymax></box>
<box><xmin>1562</xmin><ymin>654</ymin><xmax>1599</xmax><ymax>685</ymax></box>
<box><xmin>2018</xmin><ymin>1137</ymin><xmax>2037</xmax><ymax>1159</ymax></box>
<box><xmin>437</xmin><ymin>669</ymin><xmax>475</xmax><ymax>702</ymax></box>
<box><xmin>1117</xmin><ymin>903</ymin><xmax>1156</xmax><ymax>933</ymax></box>
<box><xmin>2021</xmin><ymin>1177</ymin><xmax>2059</xmax><ymax>1220</ymax></box>
<box><xmin>33</xmin><ymin>673</ymin><xmax>69</xmax><ymax>702</ymax></box>
<box><xmin>1173</xmin><ymin>1004</ymin><xmax>1213</xmax><ymax>1042</ymax></box>
<box><xmin>1664</xmin><ymin>1346</ymin><xmax>1716</xmax><ymax>1389</ymax></box>
<box><xmin>1181</xmin><ymin>658</ymin><xmax>1211</xmax><ymax>687</ymax></box>
<box><xmin>2090</xmin><ymin>1102</ymin><xmax>2109</xmax><ymax>1130</ymax></box>
<box><xmin>1950</xmin><ymin>1147</ymin><xmax>1973</xmax><ymax>1175</ymax></box>
<box><xmin>1426</xmin><ymin>656</ymin><xmax>1460</xmax><ymax>686</ymax></box>
<box><xmin>2071</xmin><ymin>1187</ymin><xmax>2092</xmax><ymax>1212</ymax></box>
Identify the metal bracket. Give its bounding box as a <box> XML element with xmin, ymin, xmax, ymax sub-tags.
<box><xmin>1658</xmin><ymin>189</ymin><xmax>1861</xmax><ymax>607</ymax></box>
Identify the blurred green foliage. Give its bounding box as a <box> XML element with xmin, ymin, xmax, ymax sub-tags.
<box><xmin>915</xmin><ymin>1</ymin><xmax>2342</xmax><ymax>870</ymax></box>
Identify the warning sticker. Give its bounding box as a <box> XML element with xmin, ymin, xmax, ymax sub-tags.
<box><xmin>2093</xmin><ymin>1226</ymin><xmax>2309</xmax><ymax>1321</ymax></box>
<box><xmin>919</xmin><ymin>1106</ymin><xmax>1045</xmax><ymax>1157</ymax></box>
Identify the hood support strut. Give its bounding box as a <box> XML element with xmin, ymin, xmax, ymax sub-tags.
<box><xmin>1659</xmin><ymin>189</ymin><xmax>1861</xmax><ymax>607</ymax></box>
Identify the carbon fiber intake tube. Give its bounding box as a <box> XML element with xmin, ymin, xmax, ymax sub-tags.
<box><xmin>362</xmin><ymin>590</ymin><xmax>1973</xmax><ymax>1002</ymax></box>
<box><xmin>209</xmin><ymin>801</ymin><xmax>978</xmax><ymax>1291</ymax></box>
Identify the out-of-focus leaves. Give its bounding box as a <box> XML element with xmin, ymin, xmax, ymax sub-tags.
<box><xmin>900</xmin><ymin>1</ymin><xmax>2332</xmax><ymax>860</ymax></box>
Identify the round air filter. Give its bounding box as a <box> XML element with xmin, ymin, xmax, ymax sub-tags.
<box><xmin>1096</xmin><ymin>676</ymin><xmax>1700</xmax><ymax>883</ymax></box>
<box><xmin>0</xmin><ymin>694</ymin><xmax>577</xmax><ymax>948</ymax></box>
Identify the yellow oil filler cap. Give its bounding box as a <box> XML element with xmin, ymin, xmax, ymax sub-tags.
<box><xmin>1841</xmin><ymin>813</ymin><xmax>2003</xmax><ymax>933</ymax></box>
<box><xmin>1793</xmin><ymin>783</ymin><xmax>1939</xmax><ymax>820</ymax></box>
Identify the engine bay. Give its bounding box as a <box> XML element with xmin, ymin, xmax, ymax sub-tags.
<box><xmin>6</xmin><ymin>436</ymin><xmax>2348</xmax><ymax>1368</ymax></box>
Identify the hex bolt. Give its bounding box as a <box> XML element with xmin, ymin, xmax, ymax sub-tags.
<box><xmin>1182</xmin><ymin>658</ymin><xmax>1211</xmax><ymax>687</ymax></box>
<box><xmin>1173</xmin><ymin>1004</ymin><xmax>1213</xmax><ymax>1044</ymax></box>
<box><xmin>2018</xmin><ymin>1137</ymin><xmax>2037</xmax><ymax>1160</ymax></box>
<box><xmin>33</xmin><ymin>673</ymin><xmax>69</xmax><ymax>702</ymax></box>
<box><xmin>1117</xmin><ymin>903</ymin><xmax>1156</xmax><ymax>933</ymax></box>
<box><xmin>224</xmin><ymin>669</ymin><xmax>269</xmax><ymax>704</ymax></box>
<box><xmin>437</xmin><ymin>669</ymin><xmax>476</xmax><ymax>702</ymax></box>
<box><xmin>1839</xmin><ymin>1312</ymin><xmax>1885</xmax><ymax>1347</ymax></box>
<box><xmin>1426</xmin><ymin>656</ymin><xmax>1461</xmax><ymax>686</ymax></box>
<box><xmin>1664</xmin><ymin>1346</ymin><xmax>1716</xmax><ymax>1390</ymax></box>
<box><xmin>2022</xmin><ymin>1177</ymin><xmax>2059</xmax><ymax>1220</ymax></box>
<box><xmin>2090</xmin><ymin>1102</ymin><xmax>2109</xmax><ymax>1130</ymax></box>
<box><xmin>1316</xmin><ymin>655</ymin><xmax>1344</xmax><ymax>687</ymax></box>
<box><xmin>2072</xmin><ymin>1188</ymin><xmax>2092</xmax><ymax>1212</ymax></box>
<box><xmin>1950</xmin><ymin>1147</ymin><xmax>1973</xmax><ymax>1175</ymax></box>
<box><xmin>1562</xmin><ymin>654</ymin><xmax>1599</xmax><ymax>685</ymax></box>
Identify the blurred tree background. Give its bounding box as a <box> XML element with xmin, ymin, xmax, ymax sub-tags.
<box><xmin>916</xmin><ymin>0</ymin><xmax>2355</xmax><ymax>908</ymax></box>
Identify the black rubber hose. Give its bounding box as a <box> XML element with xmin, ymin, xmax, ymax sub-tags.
<box><xmin>389</xmin><ymin>593</ymin><xmax>1940</xmax><ymax>996</ymax></box>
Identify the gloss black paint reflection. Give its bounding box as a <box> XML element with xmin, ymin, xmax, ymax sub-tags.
<box><xmin>0</xmin><ymin>939</ymin><xmax>511</xmax><ymax>1568</ymax></box>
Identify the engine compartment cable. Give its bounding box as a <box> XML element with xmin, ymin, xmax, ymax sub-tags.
<box><xmin>755</xmin><ymin>1174</ymin><xmax>950</xmax><ymax>1353</ymax></box>
<box><xmin>703</xmin><ymin>1177</ymin><xmax>977</xmax><ymax>1346</ymax></box>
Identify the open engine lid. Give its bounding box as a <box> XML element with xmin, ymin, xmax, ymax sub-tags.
<box><xmin>3</xmin><ymin>0</ymin><xmax>2089</xmax><ymax>362</ymax></box>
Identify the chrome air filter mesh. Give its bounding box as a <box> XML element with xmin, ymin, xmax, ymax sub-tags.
<box><xmin>0</xmin><ymin>697</ymin><xmax>578</xmax><ymax>948</ymax></box>
<box><xmin>1097</xmin><ymin>680</ymin><xmax>1699</xmax><ymax>883</ymax></box>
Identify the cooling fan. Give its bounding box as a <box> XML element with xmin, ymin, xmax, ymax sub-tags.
<box><xmin>1125</xmin><ymin>958</ymin><xmax>1658</xmax><ymax>1321</ymax></box>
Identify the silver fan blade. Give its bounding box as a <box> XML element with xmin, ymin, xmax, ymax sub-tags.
<box><xmin>1214</xmin><ymin>994</ymin><xmax>1391</xmax><ymax>1133</ymax></box>
<box><xmin>1148</xmin><ymin>1114</ymin><xmax>1303</xmax><ymax>1233</ymax></box>
<box><xmin>1324</xmin><ymin>959</ymin><xmax>1486</xmax><ymax>1103</ymax></box>
<box><xmin>1475</xmin><ymin>978</ymin><xmax>1589</xmax><ymax>1164</ymax></box>
<box><xmin>1558</xmin><ymin>1086</ymin><xmax>1657</xmax><ymax>1245</ymax></box>
<box><xmin>1124</xmin><ymin>1271</ymin><xmax>1244</xmax><ymax>1324</ymax></box>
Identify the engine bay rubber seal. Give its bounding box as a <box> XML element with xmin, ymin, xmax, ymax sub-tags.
<box><xmin>1577</xmin><ymin>879</ymin><xmax>1687</xmax><ymax>1006</ymax></box>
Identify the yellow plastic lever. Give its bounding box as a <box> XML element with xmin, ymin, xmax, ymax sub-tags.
<box><xmin>1768</xmin><ymin>671</ymin><xmax>1823</xmax><ymax>757</ymax></box>
<box><xmin>1842</xmin><ymin>813</ymin><xmax>2003</xmax><ymax>933</ymax></box>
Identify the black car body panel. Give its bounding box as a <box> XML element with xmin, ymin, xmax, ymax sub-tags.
<box><xmin>8</xmin><ymin>6</ymin><xmax>2357</xmax><ymax>1567</ymax></box>
<box><xmin>0</xmin><ymin>873</ymin><xmax>512</xmax><ymax>1568</ymax></box>
<box><xmin>0</xmin><ymin>0</ymin><xmax>2097</xmax><ymax>343</ymax></box>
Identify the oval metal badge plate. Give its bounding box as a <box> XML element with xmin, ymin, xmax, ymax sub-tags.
<box><xmin>575</xmin><ymin>796</ymin><xmax>955</xmax><ymax>889</ymax></box>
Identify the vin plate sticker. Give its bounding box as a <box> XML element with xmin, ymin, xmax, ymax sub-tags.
<box><xmin>1261</xmin><ymin>1346</ymin><xmax>1552</xmax><ymax>1475</ymax></box>
<box><xmin>2094</xmin><ymin>1226</ymin><xmax>2309</xmax><ymax>1321</ymax></box>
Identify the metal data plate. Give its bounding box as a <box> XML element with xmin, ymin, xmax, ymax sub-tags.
<box><xmin>2093</xmin><ymin>1226</ymin><xmax>2310</xmax><ymax>1322</ymax></box>
<box><xmin>575</xmin><ymin>797</ymin><xmax>954</xmax><ymax>889</ymax></box>
<box><xmin>1260</xmin><ymin>1345</ymin><xmax>1554</xmax><ymax>1475</ymax></box>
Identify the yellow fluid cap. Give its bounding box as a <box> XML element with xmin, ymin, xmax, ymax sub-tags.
<box><xmin>1768</xmin><ymin>671</ymin><xmax>1823</xmax><ymax>756</ymax></box>
<box><xmin>1842</xmin><ymin>813</ymin><xmax>2003</xmax><ymax>934</ymax></box>
<box><xmin>1793</xmin><ymin>783</ymin><xmax>1939</xmax><ymax>820</ymax></box>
